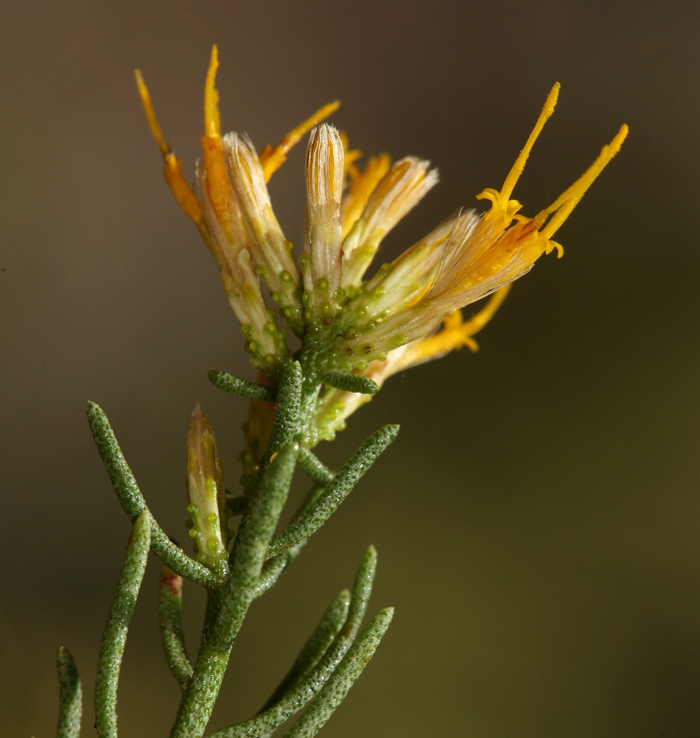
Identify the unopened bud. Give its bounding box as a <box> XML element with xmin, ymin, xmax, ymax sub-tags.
<box><xmin>186</xmin><ymin>404</ymin><xmax>229</xmax><ymax>573</ymax></box>
<box><xmin>303</xmin><ymin>124</ymin><xmax>344</xmax><ymax>313</ymax></box>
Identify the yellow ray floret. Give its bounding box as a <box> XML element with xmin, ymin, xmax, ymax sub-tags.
<box><xmin>260</xmin><ymin>100</ymin><xmax>341</xmax><ymax>182</ymax></box>
<box><xmin>134</xmin><ymin>69</ymin><xmax>206</xmax><ymax>233</ymax></box>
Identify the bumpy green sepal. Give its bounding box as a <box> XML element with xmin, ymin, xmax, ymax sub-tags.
<box><xmin>266</xmin><ymin>425</ymin><xmax>399</xmax><ymax>558</ymax></box>
<box><xmin>86</xmin><ymin>402</ymin><xmax>219</xmax><ymax>588</ymax></box>
<box><xmin>322</xmin><ymin>371</ymin><xmax>379</xmax><ymax>395</ymax></box>
<box><xmin>158</xmin><ymin>565</ymin><xmax>193</xmax><ymax>690</ymax></box>
<box><xmin>208</xmin><ymin>370</ymin><xmax>278</xmax><ymax>402</ymax></box>
<box><xmin>56</xmin><ymin>646</ymin><xmax>82</xmax><ymax>738</ymax></box>
<box><xmin>95</xmin><ymin>512</ymin><xmax>152</xmax><ymax>738</ymax></box>
<box><xmin>284</xmin><ymin>607</ymin><xmax>394</xmax><ymax>737</ymax></box>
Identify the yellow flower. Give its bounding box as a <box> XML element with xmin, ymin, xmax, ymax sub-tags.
<box><xmin>327</xmin><ymin>83</ymin><xmax>627</xmax><ymax>368</ymax></box>
<box><xmin>136</xmin><ymin>48</ymin><xmax>626</xmax><ymax>406</ymax></box>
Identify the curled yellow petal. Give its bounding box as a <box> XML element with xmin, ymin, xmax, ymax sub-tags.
<box><xmin>134</xmin><ymin>69</ymin><xmax>169</xmax><ymax>157</ymax></box>
<box><xmin>135</xmin><ymin>69</ymin><xmax>207</xmax><ymax>232</ymax></box>
<box><xmin>200</xmin><ymin>135</ymin><xmax>231</xmax><ymax>240</ymax></box>
<box><xmin>164</xmin><ymin>154</ymin><xmax>205</xmax><ymax>228</ymax></box>
<box><xmin>339</xmin><ymin>131</ymin><xmax>363</xmax><ymax>175</ymax></box>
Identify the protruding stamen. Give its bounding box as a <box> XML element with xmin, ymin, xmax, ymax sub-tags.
<box><xmin>261</xmin><ymin>100</ymin><xmax>341</xmax><ymax>181</ymax></box>
<box><xmin>538</xmin><ymin>124</ymin><xmax>629</xmax><ymax>240</ymax></box>
<box><xmin>498</xmin><ymin>83</ymin><xmax>560</xmax><ymax>206</ymax></box>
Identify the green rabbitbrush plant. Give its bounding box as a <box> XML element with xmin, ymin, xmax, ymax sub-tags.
<box><xmin>50</xmin><ymin>45</ymin><xmax>626</xmax><ymax>738</ymax></box>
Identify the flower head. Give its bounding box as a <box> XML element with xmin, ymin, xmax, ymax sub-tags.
<box><xmin>137</xmin><ymin>48</ymin><xmax>626</xmax><ymax>437</ymax></box>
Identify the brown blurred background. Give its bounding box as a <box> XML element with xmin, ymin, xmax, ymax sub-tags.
<box><xmin>2</xmin><ymin>0</ymin><xmax>699</xmax><ymax>735</ymax></box>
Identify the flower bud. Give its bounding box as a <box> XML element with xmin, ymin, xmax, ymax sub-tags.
<box><xmin>186</xmin><ymin>404</ymin><xmax>229</xmax><ymax>574</ymax></box>
<box><xmin>303</xmin><ymin>124</ymin><xmax>344</xmax><ymax>323</ymax></box>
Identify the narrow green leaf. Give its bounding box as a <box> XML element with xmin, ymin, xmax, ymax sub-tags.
<box><xmin>253</xmin><ymin>551</ymin><xmax>294</xmax><ymax>599</ymax></box>
<box><xmin>56</xmin><ymin>647</ymin><xmax>82</xmax><ymax>738</ymax></box>
<box><xmin>95</xmin><ymin>512</ymin><xmax>151</xmax><ymax>738</ymax></box>
<box><xmin>208</xmin><ymin>370</ymin><xmax>277</xmax><ymax>402</ymax></box>
<box><xmin>283</xmin><ymin>608</ymin><xmax>394</xmax><ymax>738</ymax></box>
<box><xmin>207</xmin><ymin>546</ymin><xmax>378</xmax><ymax>738</ymax></box>
<box><xmin>297</xmin><ymin>448</ymin><xmax>334</xmax><ymax>487</ymax></box>
<box><xmin>267</xmin><ymin>362</ymin><xmax>303</xmax><ymax>455</ymax></box>
<box><xmin>260</xmin><ymin>590</ymin><xmax>351</xmax><ymax>713</ymax></box>
<box><xmin>158</xmin><ymin>565</ymin><xmax>193</xmax><ymax>690</ymax></box>
<box><xmin>342</xmin><ymin>545</ymin><xmax>377</xmax><ymax>640</ymax></box>
<box><xmin>170</xmin><ymin>445</ymin><xmax>298</xmax><ymax>738</ymax></box>
<box><xmin>322</xmin><ymin>371</ymin><xmax>379</xmax><ymax>395</ymax></box>
<box><xmin>267</xmin><ymin>425</ymin><xmax>399</xmax><ymax>558</ymax></box>
<box><xmin>86</xmin><ymin>402</ymin><xmax>218</xmax><ymax>588</ymax></box>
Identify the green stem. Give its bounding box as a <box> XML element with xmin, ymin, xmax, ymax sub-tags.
<box><xmin>267</xmin><ymin>362</ymin><xmax>303</xmax><ymax>456</ymax></box>
<box><xmin>252</xmin><ymin>479</ymin><xmax>329</xmax><ymax>599</ymax></box>
<box><xmin>170</xmin><ymin>444</ymin><xmax>298</xmax><ymax>738</ymax></box>
<box><xmin>95</xmin><ymin>512</ymin><xmax>151</xmax><ymax>738</ymax></box>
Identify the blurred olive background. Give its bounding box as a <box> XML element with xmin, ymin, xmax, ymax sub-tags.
<box><xmin>2</xmin><ymin>0</ymin><xmax>699</xmax><ymax>736</ymax></box>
